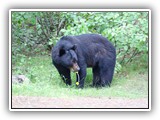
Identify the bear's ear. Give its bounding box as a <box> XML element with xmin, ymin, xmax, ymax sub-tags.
<box><xmin>59</xmin><ymin>48</ymin><xmax>66</xmax><ymax>57</ymax></box>
<box><xmin>71</xmin><ymin>44</ymin><xmax>77</xmax><ymax>51</ymax></box>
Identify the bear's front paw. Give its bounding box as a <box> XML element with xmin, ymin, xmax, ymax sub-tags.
<box><xmin>76</xmin><ymin>84</ymin><xmax>84</xmax><ymax>89</ymax></box>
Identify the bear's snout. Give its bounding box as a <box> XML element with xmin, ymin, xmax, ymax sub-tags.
<box><xmin>70</xmin><ymin>63</ymin><xmax>80</xmax><ymax>72</ymax></box>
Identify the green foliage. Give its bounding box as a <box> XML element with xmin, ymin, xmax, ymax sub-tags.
<box><xmin>11</xmin><ymin>12</ymin><xmax>149</xmax><ymax>99</ymax></box>
<box><xmin>12</xmin><ymin>52</ymin><xmax>148</xmax><ymax>99</ymax></box>
<box><xmin>12</xmin><ymin>56</ymin><xmax>148</xmax><ymax>98</ymax></box>
<box><xmin>12</xmin><ymin>11</ymin><xmax>149</xmax><ymax>73</ymax></box>
<box><xmin>60</xmin><ymin>12</ymin><xmax>148</xmax><ymax>72</ymax></box>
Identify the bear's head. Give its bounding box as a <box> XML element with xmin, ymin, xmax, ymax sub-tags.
<box><xmin>58</xmin><ymin>44</ymin><xmax>80</xmax><ymax>72</ymax></box>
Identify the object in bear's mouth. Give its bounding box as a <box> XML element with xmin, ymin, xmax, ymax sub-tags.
<box><xmin>70</xmin><ymin>63</ymin><xmax>80</xmax><ymax>72</ymax></box>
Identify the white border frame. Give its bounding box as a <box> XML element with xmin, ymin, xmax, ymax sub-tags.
<box><xmin>9</xmin><ymin>9</ymin><xmax>151</xmax><ymax>111</ymax></box>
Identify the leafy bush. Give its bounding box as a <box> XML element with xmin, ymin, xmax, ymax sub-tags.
<box><xmin>11</xmin><ymin>11</ymin><xmax>148</xmax><ymax>72</ymax></box>
<box><xmin>59</xmin><ymin>12</ymin><xmax>148</xmax><ymax>72</ymax></box>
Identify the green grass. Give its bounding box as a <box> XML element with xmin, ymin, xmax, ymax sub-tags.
<box><xmin>12</xmin><ymin>55</ymin><xmax>148</xmax><ymax>99</ymax></box>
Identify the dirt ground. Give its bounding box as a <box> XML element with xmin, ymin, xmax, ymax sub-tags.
<box><xmin>12</xmin><ymin>96</ymin><xmax>148</xmax><ymax>109</ymax></box>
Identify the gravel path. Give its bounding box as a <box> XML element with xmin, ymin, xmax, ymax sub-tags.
<box><xmin>12</xmin><ymin>96</ymin><xmax>148</xmax><ymax>109</ymax></box>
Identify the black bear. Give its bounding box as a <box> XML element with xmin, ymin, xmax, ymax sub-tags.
<box><xmin>52</xmin><ymin>34</ymin><xmax>116</xmax><ymax>88</ymax></box>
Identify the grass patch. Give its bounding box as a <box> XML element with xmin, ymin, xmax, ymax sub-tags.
<box><xmin>12</xmin><ymin>55</ymin><xmax>148</xmax><ymax>99</ymax></box>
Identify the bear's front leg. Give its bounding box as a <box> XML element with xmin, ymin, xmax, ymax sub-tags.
<box><xmin>53</xmin><ymin>63</ymin><xmax>72</xmax><ymax>86</ymax></box>
<box><xmin>60</xmin><ymin>74</ymin><xmax>71</xmax><ymax>85</ymax></box>
<box><xmin>57</xmin><ymin>67</ymin><xmax>72</xmax><ymax>85</ymax></box>
<box><xmin>77</xmin><ymin>65</ymin><xmax>86</xmax><ymax>88</ymax></box>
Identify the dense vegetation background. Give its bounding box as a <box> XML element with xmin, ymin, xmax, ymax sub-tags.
<box><xmin>12</xmin><ymin>11</ymin><xmax>148</xmax><ymax>72</ymax></box>
<box><xmin>11</xmin><ymin>11</ymin><xmax>149</xmax><ymax>98</ymax></box>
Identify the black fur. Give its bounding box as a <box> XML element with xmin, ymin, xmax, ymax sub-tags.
<box><xmin>52</xmin><ymin>34</ymin><xmax>116</xmax><ymax>88</ymax></box>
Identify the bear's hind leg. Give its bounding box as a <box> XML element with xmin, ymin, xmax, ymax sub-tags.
<box><xmin>100</xmin><ymin>66</ymin><xmax>114</xmax><ymax>87</ymax></box>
